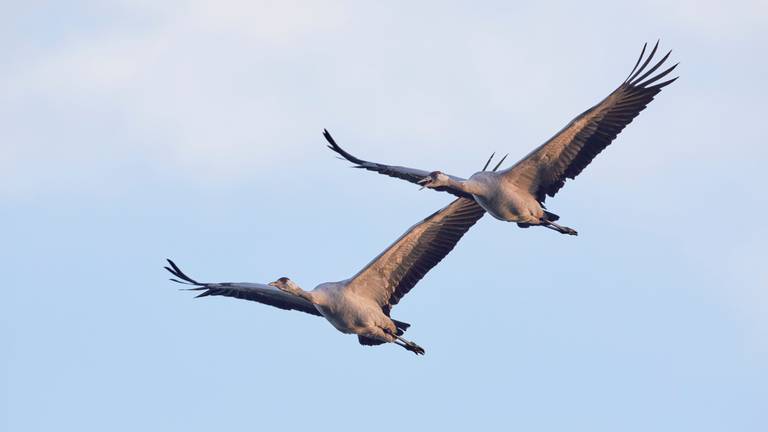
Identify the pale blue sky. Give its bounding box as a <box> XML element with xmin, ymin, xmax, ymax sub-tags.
<box><xmin>2</xmin><ymin>1</ymin><xmax>767</xmax><ymax>431</ymax></box>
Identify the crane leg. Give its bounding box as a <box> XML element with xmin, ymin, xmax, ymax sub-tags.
<box><xmin>395</xmin><ymin>335</ymin><xmax>425</xmax><ymax>355</ymax></box>
<box><xmin>541</xmin><ymin>219</ymin><xmax>578</xmax><ymax>236</ymax></box>
<box><xmin>385</xmin><ymin>328</ymin><xmax>425</xmax><ymax>355</ymax></box>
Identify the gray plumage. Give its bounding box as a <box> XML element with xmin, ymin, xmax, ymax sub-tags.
<box><xmin>166</xmin><ymin>197</ymin><xmax>485</xmax><ymax>355</ymax></box>
<box><xmin>325</xmin><ymin>41</ymin><xmax>678</xmax><ymax>236</ymax></box>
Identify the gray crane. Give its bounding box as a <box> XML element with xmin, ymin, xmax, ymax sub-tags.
<box><xmin>324</xmin><ymin>41</ymin><xmax>678</xmax><ymax>236</ymax></box>
<box><xmin>166</xmin><ymin>197</ymin><xmax>484</xmax><ymax>355</ymax></box>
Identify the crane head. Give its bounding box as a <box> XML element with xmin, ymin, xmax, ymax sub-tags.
<box><xmin>417</xmin><ymin>171</ymin><xmax>449</xmax><ymax>190</ymax></box>
<box><xmin>268</xmin><ymin>277</ymin><xmax>299</xmax><ymax>294</ymax></box>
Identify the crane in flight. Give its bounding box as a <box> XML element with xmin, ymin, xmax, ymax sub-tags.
<box><xmin>166</xmin><ymin>197</ymin><xmax>485</xmax><ymax>355</ymax></box>
<box><xmin>325</xmin><ymin>41</ymin><xmax>678</xmax><ymax>236</ymax></box>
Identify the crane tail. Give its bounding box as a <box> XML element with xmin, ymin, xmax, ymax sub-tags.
<box><xmin>358</xmin><ymin>335</ymin><xmax>387</xmax><ymax>346</ymax></box>
<box><xmin>392</xmin><ymin>319</ymin><xmax>410</xmax><ymax>335</ymax></box>
<box><xmin>542</xmin><ymin>210</ymin><xmax>560</xmax><ymax>222</ymax></box>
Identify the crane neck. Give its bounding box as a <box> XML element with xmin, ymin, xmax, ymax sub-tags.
<box><xmin>284</xmin><ymin>282</ymin><xmax>317</xmax><ymax>304</ymax></box>
<box><xmin>446</xmin><ymin>177</ymin><xmax>486</xmax><ymax>197</ymax></box>
<box><xmin>295</xmin><ymin>288</ymin><xmax>316</xmax><ymax>304</ymax></box>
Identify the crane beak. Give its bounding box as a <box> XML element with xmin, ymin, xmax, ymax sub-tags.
<box><xmin>417</xmin><ymin>176</ymin><xmax>431</xmax><ymax>190</ymax></box>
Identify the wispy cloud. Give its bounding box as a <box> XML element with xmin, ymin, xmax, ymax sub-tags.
<box><xmin>1</xmin><ymin>1</ymin><xmax>349</xmax><ymax>195</ymax></box>
<box><xmin>2</xmin><ymin>0</ymin><xmax>766</xmax><ymax>198</ymax></box>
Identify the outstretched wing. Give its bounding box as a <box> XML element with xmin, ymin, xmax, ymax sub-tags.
<box><xmin>500</xmin><ymin>41</ymin><xmax>678</xmax><ymax>202</ymax></box>
<box><xmin>165</xmin><ymin>259</ymin><xmax>322</xmax><ymax>317</ymax></box>
<box><xmin>323</xmin><ymin>129</ymin><xmax>473</xmax><ymax>199</ymax></box>
<box><xmin>346</xmin><ymin>198</ymin><xmax>485</xmax><ymax>315</ymax></box>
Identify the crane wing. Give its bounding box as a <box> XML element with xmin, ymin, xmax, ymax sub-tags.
<box><xmin>323</xmin><ymin>130</ymin><xmax>473</xmax><ymax>199</ymax></box>
<box><xmin>499</xmin><ymin>41</ymin><xmax>678</xmax><ymax>202</ymax></box>
<box><xmin>165</xmin><ymin>259</ymin><xmax>322</xmax><ymax>317</ymax></box>
<box><xmin>347</xmin><ymin>197</ymin><xmax>485</xmax><ymax>315</ymax></box>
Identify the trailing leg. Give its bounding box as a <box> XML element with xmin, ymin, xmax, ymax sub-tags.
<box><xmin>541</xmin><ymin>219</ymin><xmax>578</xmax><ymax>236</ymax></box>
<box><xmin>384</xmin><ymin>328</ymin><xmax>425</xmax><ymax>355</ymax></box>
<box><xmin>395</xmin><ymin>336</ymin><xmax>425</xmax><ymax>355</ymax></box>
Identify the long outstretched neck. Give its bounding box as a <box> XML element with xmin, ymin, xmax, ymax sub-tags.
<box><xmin>274</xmin><ymin>279</ymin><xmax>317</xmax><ymax>304</ymax></box>
<box><xmin>290</xmin><ymin>285</ymin><xmax>315</xmax><ymax>304</ymax></box>
<box><xmin>446</xmin><ymin>177</ymin><xmax>486</xmax><ymax>196</ymax></box>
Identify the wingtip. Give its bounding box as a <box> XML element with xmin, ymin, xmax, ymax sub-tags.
<box><xmin>630</xmin><ymin>47</ymin><xmax>674</xmax><ymax>86</ymax></box>
<box><xmin>650</xmin><ymin>75</ymin><xmax>679</xmax><ymax>89</ymax></box>
<box><xmin>323</xmin><ymin>129</ymin><xmax>338</xmax><ymax>148</ymax></box>
<box><xmin>492</xmin><ymin>153</ymin><xmax>509</xmax><ymax>172</ymax></box>
<box><xmin>482</xmin><ymin>152</ymin><xmax>495</xmax><ymax>171</ymax></box>
<box><xmin>164</xmin><ymin>259</ymin><xmax>201</xmax><ymax>285</ymax></box>
<box><xmin>164</xmin><ymin>265</ymin><xmax>178</xmax><ymax>278</ymax></box>
<box><xmin>320</xmin><ymin>131</ymin><xmax>368</xmax><ymax>166</ymax></box>
<box><xmin>639</xmin><ymin>61</ymin><xmax>680</xmax><ymax>88</ymax></box>
<box><xmin>625</xmin><ymin>42</ymin><xmax>648</xmax><ymax>83</ymax></box>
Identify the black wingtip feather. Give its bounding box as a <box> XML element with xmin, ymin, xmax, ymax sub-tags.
<box><xmin>628</xmin><ymin>40</ymin><xmax>660</xmax><ymax>83</ymax></box>
<box><xmin>322</xmin><ymin>130</ymin><xmax>367</xmax><ymax>166</ymax></box>
<box><xmin>625</xmin><ymin>42</ymin><xmax>648</xmax><ymax>82</ymax></box>
<box><xmin>492</xmin><ymin>154</ymin><xmax>509</xmax><ymax>171</ymax></box>
<box><xmin>165</xmin><ymin>265</ymin><xmax>182</xmax><ymax>280</ymax></box>
<box><xmin>166</xmin><ymin>259</ymin><xmax>184</xmax><ymax>276</ymax></box>
<box><xmin>169</xmin><ymin>277</ymin><xmax>194</xmax><ymax>285</ymax></box>
<box><xmin>482</xmin><ymin>152</ymin><xmax>495</xmax><ymax>171</ymax></box>
<box><xmin>165</xmin><ymin>259</ymin><xmax>202</xmax><ymax>285</ymax></box>
<box><xmin>631</xmin><ymin>49</ymin><xmax>672</xmax><ymax>86</ymax></box>
<box><xmin>648</xmin><ymin>76</ymin><xmax>679</xmax><ymax>89</ymax></box>
<box><xmin>638</xmin><ymin>62</ymin><xmax>679</xmax><ymax>87</ymax></box>
<box><xmin>178</xmin><ymin>286</ymin><xmax>207</xmax><ymax>292</ymax></box>
<box><xmin>322</xmin><ymin>128</ymin><xmax>335</xmax><ymax>145</ymax></box>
